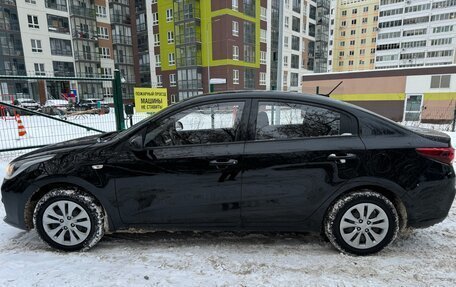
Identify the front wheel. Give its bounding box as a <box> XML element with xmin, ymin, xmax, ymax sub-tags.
<box><xmin>324</xmin><ymin>191</ymin><xmax>399</xmax><ymax>256</ymax></box>
<box><xmin>33</xmin><ymin>189</ymin><xmax>105</xmax><ymax>251</ymax></box>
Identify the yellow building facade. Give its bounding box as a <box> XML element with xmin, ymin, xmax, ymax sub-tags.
<box><xmin>331</xmin><ymin>0</ymin><xmax>380</xmax><ymax>72</ymax></box>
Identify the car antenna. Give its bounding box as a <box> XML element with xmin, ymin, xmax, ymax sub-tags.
<box><xmin>317</xmin><ymin>81</ymin><xmax>343</xmax><ymax>97</ymax></box>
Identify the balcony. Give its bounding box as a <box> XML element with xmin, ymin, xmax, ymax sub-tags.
<box><xmin>74</xmin><ymin>52</ymin><xmax>100</xmax><ymax>62</ymax></box>
<box><xmin>175</xmin><ymin>32</ymin><xmax>201</xmax><ymax>46</ymax></box>
<box><xmin>114</xmin><ymin>55</ymin><xmax>134</xmax><ymax>65</ymax></box>
<box><xmin>72</xmin><ymin>30</ymin><xmax>98</xmax><ymax>41</ymax></box>
<box><xmin>46</xmin><ymin>0</ymin><xmax>67</xmax><ymax>12</ymax></box>
<box><xmin>0</xmin><ymin>22</ymin><xmax>20</xmax><ymax>31</ymax></box>
<box><xmin>111</xmin><ymin>14</ymin><xmax>131</xmax><ymax>24</ymax></box>
<box><xmin>0</xmin><ymin>0</ymin><xmax>16</xmax><ymax>6</ymax></box>
<box><xmin>69</xmin><ymin>5</ymin><xmax>96</xmax><ymax>18</ymax></box>
<box><xmin>174</xmin><ymin>8</ymin><xmax>201</xmax><ymax>22</ymax></box>
<box><xmin>112</xmin><ymin>35</ymin><xmax>132</xmax><ymax>45</ymax></box>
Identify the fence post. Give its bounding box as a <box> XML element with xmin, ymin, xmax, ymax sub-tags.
<box><xmin>453</xmin><ymin>108</ymin><xmax>456</xmax><ymax>132</ymax></box>
<box><xmin>113</xmin><ymin>69</ymin><xmax>126</xmax><ymax>131</ymax></box>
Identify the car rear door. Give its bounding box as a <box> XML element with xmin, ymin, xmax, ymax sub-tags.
<box><xmin>113</xmin><ymin>99</ymin><xmax>250</xmax><ymax>227</ymax></box>
<box><xmin>241</xmin><ymin>99</ymin><xmax>365</xmax><ymax>228</ymax></box>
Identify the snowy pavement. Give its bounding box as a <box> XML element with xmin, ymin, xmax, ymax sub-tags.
<box><xmin>0</xmin><ymin>143</ymin><xmax>456</xmax><ymax>286</ymax></box>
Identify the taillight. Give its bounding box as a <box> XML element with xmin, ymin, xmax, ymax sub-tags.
<box><xmin>416</xmin><ymin>147</ymin><xmax>455</xmax><ymax>165</ymax></box>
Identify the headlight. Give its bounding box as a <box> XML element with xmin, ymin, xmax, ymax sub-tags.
<box><xmin>5</xmin><ymin>163</ymin><xmax>16</xmax><ymax>179</ymax></box>
<box><xmin>4</xmin><ymin>155</ymin><xmax>54</xmax><ymax>180</ymax></box>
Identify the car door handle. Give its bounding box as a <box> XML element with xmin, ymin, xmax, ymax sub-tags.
<box><xmin>327</xmin><ymin>153</ymin><xmax>357</xmax><ymax>161</ymax></box>
<box><xmin>209</xmin><ymin>159</ymin><xmax>238</xmax><ymax>166</ymax></box>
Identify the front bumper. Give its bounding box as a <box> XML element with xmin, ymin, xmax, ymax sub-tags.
<box><xmin>1</xmin><ymin>181</ymin><xmax>37</xmax><ymax>230</ymax></box>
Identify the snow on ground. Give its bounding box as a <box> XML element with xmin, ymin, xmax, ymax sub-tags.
<box><xmin>0</xmin><ymin>137</ymin><xmax>455</xmax><ymax>286</ymax></box>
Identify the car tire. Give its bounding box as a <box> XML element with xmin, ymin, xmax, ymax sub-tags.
<box><xmin>324</xmin><ymin>191</ymin><xmax>399</xmax><ymax>256</ymax></box>
<box><xmin>33</xmin><ymin>188</ymin><xmax>105</xmax><ymax>251</ymax></box>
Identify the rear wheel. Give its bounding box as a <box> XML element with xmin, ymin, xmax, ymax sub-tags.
<box><xmin>324</xmin><ymin>191</ymin><xmax>399</xmax><ymax>255</ymax></box>
<box><xmin>33</xmin><ymin>189</ymin><xmax>105</xmax><ymax>251</ymax></box>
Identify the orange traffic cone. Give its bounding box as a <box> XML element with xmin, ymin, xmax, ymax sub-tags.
<box><xmin>15</xmin><ymin>114</ymin><xmax>27</xmax><ymax>138</ymax></box>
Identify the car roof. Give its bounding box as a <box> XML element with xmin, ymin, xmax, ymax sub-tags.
<box><xmin>180</xmin><ymin>91</ymin><xmax>361</xmax><ymax>113</ymax></box>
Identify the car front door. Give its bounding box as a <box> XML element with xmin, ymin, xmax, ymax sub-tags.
<box><xmin>113</xmin><ymin>100</ymin><xmax>249</xmax><ymax>227</ymax></box>
<box><xmin>241</xmin><ymin>99</ymin><xmax>365</xmax><ymax>228</ymax></box>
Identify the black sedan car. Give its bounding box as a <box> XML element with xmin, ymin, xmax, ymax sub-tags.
<box><xmin>2</xmin><ymin>92</ymin><xmax>455</xmax><ymax>255</ymax></box>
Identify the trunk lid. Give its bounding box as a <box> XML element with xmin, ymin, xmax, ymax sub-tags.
<box><xmin>406</xmin><ymin>126</ymin><xmax>451</xmax><ymax>145</ymax></box>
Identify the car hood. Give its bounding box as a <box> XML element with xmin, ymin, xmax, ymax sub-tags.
<box><xmin>13</xmin><ymin>133</ymin><xmax>105</xmax><ymax>162</ymax></box>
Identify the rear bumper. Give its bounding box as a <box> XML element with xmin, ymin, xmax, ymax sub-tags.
<box><xmin>402</xmin><ymin>177</ymin><xmax>455</xmax><ymax>229</ymax></box>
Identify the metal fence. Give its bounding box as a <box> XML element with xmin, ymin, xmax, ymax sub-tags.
<box><xmin>0</xmin><ymin>72</ymin><xmax>150</xmax><ymax>158</ymax></box>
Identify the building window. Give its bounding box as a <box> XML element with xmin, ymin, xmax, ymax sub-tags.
<box><xmin>232</xmin><ymin>0</ymin><xmax>238</xmax><ymax>11</ymax></box>
<box><xmin>101</xmin><ymin>68</ymin><xmax>112</xmax><ymax>78</ymax></box>
<box><xmin>166</xmin><ymin>9</ymin><xmax>173</xmax><ymax>22</ymax></box>
<box><xmin>363</xmin><ymin>6</ymin><xmax>369</xmax><ymax>12</ymax></box>
<box><xmin>157</xmin><ymin>75</ymin><xmax>163</xmax><ymax>87</ymax></box>
<box><xmin>152</xmin><ymin>13</ymin><xmax>158</xmax><ymax>25</ymax></box>
<box><xmin>349</xmin><ymin>60</ymin><xmax>354</xmax><ymax>66</ymax></box>
<box><xmin>260</xmin><ymin>72</ymin><xmax>266</xmax><ymax>86</ymax></box>
<box><xmin>28</xmin><ymin>15</ymin><xmax>39</xmax><ymax>29</ymax></box>
<box><xmin>349</xmin><ymin>50</ymin><xmax>354</xmax><ymax>56</ymax></box>
<box><xmin>261</xmin><ymin>6</ymin><xmax>267</xmax><ymax>20</ymax></box>
<box><xmin>351</xmin><ymin>19</ymin><xmax>357</xmax><ymax>25</ymax></box>
<box><xmin>167</xmin><ymin>31</ymin><xmax>174</xmax><ymax>43</ymax></box>
<box><xmin>233</xmin><ymin>69</ymin><xmax>239</xmax><ymax>84</ymax></box>
<box><xmin>168</xmin><ymin>53</ymin><xmax>175</xmax><ymax>65</ymax></box>
<box><xmin>154</xmin><ymin>34</ymin><xmax>160</xmax><ymax>46</ymax></box>
<box><xmin>285</xmin><ymin>16</ymin><xmax>289</xmax><ymax>28</ymax></box>
<box><xmin>96</xmin><ymin>5</ymin><xmax>107</xmax><ymax>17</ymax></box>
<box><xmin>350</xmin><ymin>40</ymin><xmax>355</xmax><ymax>45</ymax></box>
<box><xmin>360</xmin><ymin>39</ymin><xmax>366</xmax><ymax>45</ymax></box>
<box><xmin>431</xmin><ymin>75</ymin><xmax>451</xmax><ymax>89</ymax></box>
<box><xmin>342</xmin><ymin>10</ymin><xmax>347</xmax><ymax>16</ymax></box>
<box><xmin>50</xmin><ymin>38</ymin><xmax>72</xmax><ymax>56</ymax></box>
<box><xmin>99</xmin><ymin>47</ymin><xmax>110</xmax><ymax>59</ymax></box>
<box><xmin>362</xmin><ymin>17</ymin><xmax>368</xmax><ymax>23</ymax></box>
<box><xmin>352</xmin><ymin>8</ymin><xmax>357</xmax><ymax>14</ymax></box>
<box><xmin>34</xmin><ymin>63</ymin><xmax>45</xmax><ymax>76</ymax></box>
<box><xmin>233</xmin><ymin>45</ymin><xmax>239</xmax><ymax>60</ymax></box>
<box><xmin>155</xmin><ymin>54</ymin><xmax>161</xmax><ymax>67</ymax></box>
<box><xmin>292</xmin><ymin>16</ymin><xmax>300</xmax><ymax>33</ymax></box>
<box><xmin>25</xmin><ymin>0</ymin><xmax>36</xmax><ymax>4</ymax></box>
<box><xmin>290</xmin><ymin>73</ymin><xmax>299</xmax><ymax>87</ymax></box>
<box><xmin>360</xmin><ymin>49</ymin><xmax>365</xmax><ymax>55</ymax></box>
<box><xmin>244</xmin><ymin>68</ymin><xmax>255</xmax><ymax>89</ymax></box>
<box><xmin>261</xmin><ymin>29</ymin><xmax>267</xmax><ymax>43</ymax></box>
<box><xmin>232</xmin><ymin>21</ymin><xmax>239</xmax><ymax>36</ymax></box>
<box><xmin>97</xmin><ymin>27</ymin><xmax>109</xmax><ymax>39</ymax></box>
<box><xmin>31</xmin><ymin>39</ymin><xmax>42</xmax><ymax>53</ymax></box>
<box><xmin>260</xmin><ymin>51</ymin><xmax>267</xmax><ymax>64</ymax></box>
<box><xmin>170</xmin><ymin>74</ymin><xmax>176</xmax><ymax>87</ymax></box>
<box><xmin>284</xmin><ymin>36</ymin><xmax>289</xmax><ymax>48</ymax></box>
<box><xmin>361</xmin><ymin>28</ymin><xmax>367</xmax><ymax>34</ymax></box>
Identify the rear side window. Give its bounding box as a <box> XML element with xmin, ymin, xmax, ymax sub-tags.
<box><xmin>255</xmin><ymin>101</ymin><xmax>344</xmax><ymax>140</ymax></box>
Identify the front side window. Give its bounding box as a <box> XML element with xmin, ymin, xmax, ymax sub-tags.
<box><xmin>255</xmin><ymin>102</ymin><xmax>342</xmax><ymax>140</ymax></box>
<box><xmin>145</xmin><ymin>102</ymin><xmax>245</xmax><ymax>147</ymax></box>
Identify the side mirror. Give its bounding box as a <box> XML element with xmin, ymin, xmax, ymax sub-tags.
<box><xmin>128</xmin><ymin>135</ymin><xmax>143</xmax><ymax>151</ymax></box>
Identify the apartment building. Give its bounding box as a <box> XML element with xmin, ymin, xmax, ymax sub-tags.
<box><xmin>150</xmin><ymin>0</ymin><xmax>268</xmax><ymax>102</ymax></box>
<box><xmin>328</xmin><ymin>0</ymin><xmax>380</xmax><ymax>72</ymax></box>
<box><xmin>375</xmin><ymin>0</ymin><xmax>456</xmax><ymax>69</ymax></box>
<box><xmin>268</xmin><ymin>0</ymin><xmax>330</xmax><ymax>91</ymax></box>
<box><xmin>0</xmin><ymin>0</ymin><xmax>145</xmax><ymax>102</ymax></box>
<box><xmin>0</xmin><ymin>0</ymin><xmax>27</xmax><ymax>97</ymax></box>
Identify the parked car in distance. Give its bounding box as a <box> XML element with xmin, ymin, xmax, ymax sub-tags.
<box><xmin>75</xmin><ymin>98</ymin><xmax>110</xmax><ymax>114</ymax></box>
<box><xmin>1</xmin><ymin>91</ymin><xmax>455</xmax><ymax>255</ymax></box>
<box><xmin>41</xmin><ymin>100</ymin><xmax>70</xmax><ymax>116</ymax></box>
<box><xmin>6</xmin><ymin>98</ymin><xmax>41</xmax><ymax>115</ymax></box>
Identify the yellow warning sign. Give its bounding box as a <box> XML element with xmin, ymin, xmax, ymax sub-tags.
<box><xmin>134</xmin><ymin>88</ymin><xmax>168</xmax><ymax>113</ymax></box>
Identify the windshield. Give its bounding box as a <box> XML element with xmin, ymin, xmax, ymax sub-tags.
<box><xmin>112</xmin><ymin>106</ymin><xmax>174</xmax><ymax>140</ymax></box>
